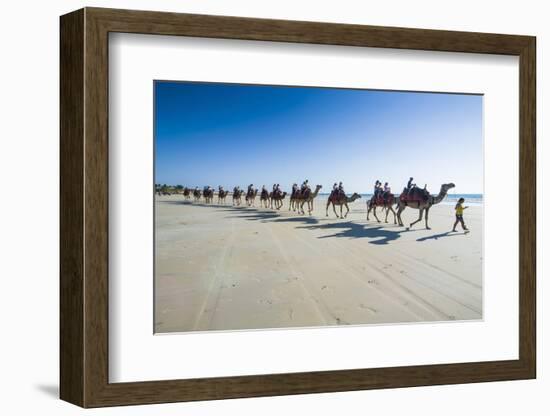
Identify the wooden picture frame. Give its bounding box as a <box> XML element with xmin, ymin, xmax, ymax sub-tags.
<box><xmin>60</xmin><ymin>7</ymin><xmax>536</xmax><ymax>408</ymax></box>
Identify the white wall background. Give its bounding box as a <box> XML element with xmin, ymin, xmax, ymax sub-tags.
<box><xmin>0</xmin><ymin>0</ymin><xmax>545</xmax><ymax>414</ymax></box>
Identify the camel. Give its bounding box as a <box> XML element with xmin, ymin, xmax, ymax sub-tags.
<box><xmin>217</xmin><ymin>188</ymin><xmax>229</xmax><ymax>204</ymax></box>
<box><xmin>295</xmin><ymin>185</ymin><xmax>322</xmax><ymax>215</ymax></box>
<box><xmin>183</xmin><ymin>187</ymin><xmax>191</xmax><ymax>200</ymax></box>
<box><xmin>367</xmin><ymin>193</ymin><xmax>398</xmax><ymax>224</ymax></box>
<box><xmin>245</xmin><ymin>188</ymin><xmax>258</xmax><ymax>207</ymax></box>
<box><xmin>203</xmin><ymin>188</ymin><xmax>214</xmax><ymax>204</ymax></box>
<box><xmin>193</xmin><ymin>189</ymin><xmax>201</xmax><ymax>202</ymax></box>
<box><xmin>260</xmin><ymin>189</ymin><xmax>270</xmax><ymax>208</ymax></box>
<box><xmin>289</xmin><ymin>185</ymin><xmax>300</xmax><ymax>211</ymax></box>
<box><xmin>232</xmin><ymin>189</ymin><xmax>244</xmax><ymax>206</ymax></box>
<box><xmin>396</xmin><ymin>183</ymin><xmax>455</xmax><ymax>229</ymax></box>
<box><xmin>270</xmin><ymin>191</ymin><xmax>287</xmax><ymax>210</ymax></box>
<box><xmin>326</xmin><ymin>192</ymin><xmax>362</xmax><ymax>218</ymax></box>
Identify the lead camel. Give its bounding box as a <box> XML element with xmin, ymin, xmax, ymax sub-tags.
<box><xmin>396</xmin><ymin>182</ymin><xmax>455</xmax><ymax>229</ymax></box>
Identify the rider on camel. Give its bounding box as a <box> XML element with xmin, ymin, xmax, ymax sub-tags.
<box><xmin>383</xmin><ymin>182</ymin><xmax>391</xmax><ymax>203</ymax></box>
<box><xmin>330</xmin><ymin>182</ymin><xmax>338</xmax><ymax>199</ymax></box>
<box><xmin>338</xmin><ymin>182</ymin><xmax>345</xmax><ymax>198</ymax></box>
<box><xmin>406</xmin><ymin>177</ymin><xmax>416</xmax><ymax>197</ymax></box>
<box><xmin>374</xmin><ymin>180</ymin><xmax>382</xmax><ymax>200</ymax></box>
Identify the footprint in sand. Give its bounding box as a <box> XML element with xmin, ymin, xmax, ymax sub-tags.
<box><xmin>359</xmin><ymin>304</ymin><xmax>377</xmax><ymax>313</ymax></box>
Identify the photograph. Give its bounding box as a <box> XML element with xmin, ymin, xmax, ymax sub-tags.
<box><xmin>153</xmin><ymin>80</ymin><xmax>484</xmax><ymax>333</ymax></box>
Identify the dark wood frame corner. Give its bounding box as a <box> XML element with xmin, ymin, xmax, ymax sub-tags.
<box><xmin>60</xmin><ymin>7</ymin><xmax>536</xmax><ymax>408</ymax></box>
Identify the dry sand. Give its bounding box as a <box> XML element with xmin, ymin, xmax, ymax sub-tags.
<box><xmin>155</xmin><ymin>194</ymin><xmax>482</xmax><ymax>333</ymax></box>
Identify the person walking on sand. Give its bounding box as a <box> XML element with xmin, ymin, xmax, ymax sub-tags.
<box><xmin>452</xmin><ymin>197</ymin><xmax>469</xmax><ymax>233</ymax></box>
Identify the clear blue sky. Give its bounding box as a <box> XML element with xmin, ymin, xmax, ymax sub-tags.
<box><xmin>154</xmin><ymin>81</ymin><xmax>483</xmax><ymax>194</ymax></box>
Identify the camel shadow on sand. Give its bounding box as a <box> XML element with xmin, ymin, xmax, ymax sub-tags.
<box><xmin>298</xmin><ymin>221</ymin><xmax>412</xmax><ymax>245</ymax></box>
<box><xmin>269</xmin><ymin>216</ymin><xmax>320</xmax><ymax>225</ymax></box>
<box><xmin>224</xmin><ymin>208</ymin><xmax>321</xmax><ymax>225</ymax></box>
<box><xmin>223</xmin><ymin>207</ymin><xmax>281</xmax><ymax>221</ymax></box>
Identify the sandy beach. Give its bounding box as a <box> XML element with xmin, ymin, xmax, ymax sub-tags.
<box><xmin>155</xmin><ymin>194</ymin><xmax>482</xmax><ymax>333</ymax></box>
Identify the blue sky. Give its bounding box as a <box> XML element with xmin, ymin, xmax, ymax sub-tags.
<box><xmin>155</xmin><ymin>81</ymin><xmax>483</xmax><ymax>194</ymax></box>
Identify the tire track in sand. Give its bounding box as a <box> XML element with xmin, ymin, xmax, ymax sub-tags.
<box><xmin>192</xmin><ymin>218</ymin><xmax>236</xmax><ymax>330</ymax></box>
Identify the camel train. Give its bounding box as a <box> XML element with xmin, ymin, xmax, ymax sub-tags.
<box><xmin>163</xmin><ymin>178</ymin><xmax>455</xmax><ymax>229</ymax></box>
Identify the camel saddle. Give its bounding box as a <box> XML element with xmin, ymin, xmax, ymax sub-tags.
<box><xmin>329</xmin><ymin>190</ymin><xmax>345</xmax><ymax>202</ymax></box>
<box><xmin>371</xmin><ymin>194</ymin><xmax>387</xmax><ymax>205</ymax></box>
<box><xmin>400</xmin><ymin>186</ymin><xmax>429</xmax><ymax>203</ymax></box>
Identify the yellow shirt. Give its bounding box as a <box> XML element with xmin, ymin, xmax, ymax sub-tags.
<box><xmin>455</xmin><ymin>203</ymin><xmax>464</xmax><ymax>215</ymax></box>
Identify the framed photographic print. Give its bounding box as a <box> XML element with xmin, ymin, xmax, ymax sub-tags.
<box><xmin>60</xmin><ymin>7</ymin><xmax>536</xmax><ymax>407</ymax></box>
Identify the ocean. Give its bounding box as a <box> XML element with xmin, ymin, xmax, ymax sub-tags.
<box><xmin>319</xmin><ymin>193</ymin><xmax>483</xmax><ymax>206</ymax></box>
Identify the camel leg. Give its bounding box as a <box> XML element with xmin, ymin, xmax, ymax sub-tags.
<box><xmin>308</xmin><ymin>200</ymin><xmax>313</xmax><ymax>215</ymax></box>
<box><xmin>344</xmin><ymin>203</ymin><xmax>350</xmax><ymax>218</ymax></box>
<box><xmin>333</xmin><ymin>203</ymin><xmax>339</xmax><ymax>218</ymax></box>
<box><xmin>326</xmin><ymin>201</ymin><xmax>330</xmax><ymax>217</ymax></box>
<box><xmin>390</xmin><ymin>207</ymin><xmax>397</xmax><ymax>224</ymax></box>
<box><xmin>366</xmin><ymin>206</ymin><xmax>370</xmax><ymax>220</ymax></box>
<box><xmin>410</xmin><ymin>208</ymin><xmax>424</xmax><ymax>228</ymax></box>
<box><xmin>373</xmin><ymin>206</ymin><xmax>380</xmax><ymax>223</ymax></box>
<box><xmin>425</xmin><ymin>206</ymin><xmax>431</xmax><ymax>229</ymax></box>
<box><xmin>396</xmin><ymin>205</ymin><xmax>405</xmax><ymax>226</ymax></box>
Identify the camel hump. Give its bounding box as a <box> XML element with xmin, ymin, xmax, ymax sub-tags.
<box><xmin>329</xmin><ymin>190</ymin><xmax>346</xmax><ymax>202</ymax></box>
<box><xmin>400</xmin><ymin>186</ymin><xmax>429</xmax><ymax>202</ymax></box>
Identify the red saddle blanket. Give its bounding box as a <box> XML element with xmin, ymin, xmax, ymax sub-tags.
<box><xmin>329</xmin><ymin>191</ymin><xmax>346</xmax><ymax>202</ymax></box>
<box><xmin>400</xmin><ymin>188</ymin><xmax>429</xmax><ymax>203</ymax></box>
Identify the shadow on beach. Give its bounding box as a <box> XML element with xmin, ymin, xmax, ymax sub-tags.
<box><xmin>223</xmin><ymin>207</ymin><xmax>321</xmax><ymax>224</ymax></box>
<box><xmin>159</xmin><ymin>200</ymin><xmax>439</xmax><ymax>245</ymax></box>
<box><xmin>297</xmin><ymin>221</ymin><xmax>410</xmax><ymax>245</ymax></box>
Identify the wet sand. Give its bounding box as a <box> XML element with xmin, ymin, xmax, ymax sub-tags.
<box><xmin>155</xmin><ymin>195</ymin><xmax>482</xmax><ymax>333</ymax></box>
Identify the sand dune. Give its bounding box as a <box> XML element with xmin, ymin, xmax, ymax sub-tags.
<box><xmin>155</xmin><ymin>195</ymin><xmax>482</xmax><ymax>333</ymax></box>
